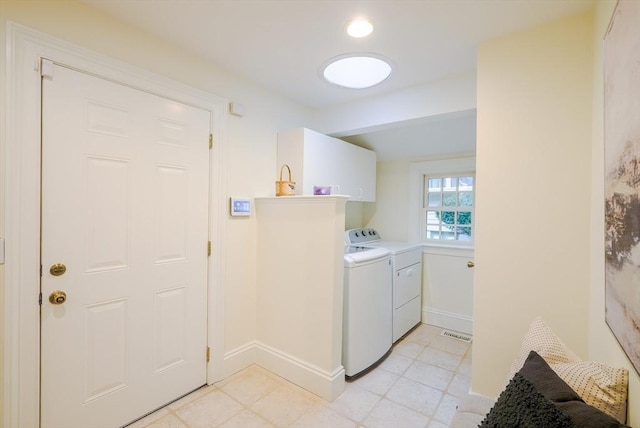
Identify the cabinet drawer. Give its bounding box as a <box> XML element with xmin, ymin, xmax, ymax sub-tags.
<box><xmin>393</xmin><ymin>262</ymin><xmax>421</xmax><ymax>309</ymax></box>
<box><xmin>394</xmin><ymin>250</ymin><xmax>422</xmax><ymax>270</ymax></box>
<box><xmin>393</xmin><ymin>296</ymin><xmax>421</xmax><ymax>342</ymax></box>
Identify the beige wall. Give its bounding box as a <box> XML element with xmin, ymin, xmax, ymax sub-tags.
<box><xmin>363</xmin><ymin>160</ymin><xmax>412</xmax><ymax>240</ymax></box>
<box><xmin>474</xmin><ymin>9</ymin><xmax>594</xmax><ymax>393</ymax></box>
<box><xmin>3</xmin><ymin>0</ymin><xmax>638</xmax><ymax>424</ymax></box>
<box><xmin>0</xmin><ymin>0</ymin><xmax>311</xmax><ymax>412</ymax></box>
<box><xmin>474</xmin><ymin>6</ymin><xmax>639</xmax><ymax>425</ymax></box>
<box><xmin>589</xmin><ymin>0</ymin><xmax>640</xmax><ymax>424</ymax></box>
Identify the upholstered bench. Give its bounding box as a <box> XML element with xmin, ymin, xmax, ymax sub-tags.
<box><xmin>450</xmin><ymin>393</ymin><xmax>495</xmax><ymax>427</ymax></box>
<box><xmin>451</xmin><ymin>316</ymin><xmax>630</xmax><ymax>427</ymax></box>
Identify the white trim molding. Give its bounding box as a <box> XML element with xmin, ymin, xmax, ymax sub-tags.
<box><xmin>222</xmin><ymin>340</ymin><xmax>347</xmax><ymax>402</ymax></box>
<box><xmin>254</xmin><ymin>341</ymin><xmax>346</xmax><ymax>402</ymax></box>
<box><xmin>422</xmin><ymin>307</ymin><xmax>473</xmax><ymax>336</ymax></box>
<box><xmin>2</xmin><ymin>22</ymin><xmax>228</xmax><ymax>427</ymax></box>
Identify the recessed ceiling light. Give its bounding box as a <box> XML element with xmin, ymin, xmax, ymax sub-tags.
<box><xmin>322</xmin><ymin>54</ymin><xmax>392</xmax><ymax>89</ymax></box>
<box><xmin>347</xmin><ymin>18</ymin><xmax>373</xmax><ymax>38</ymax></box>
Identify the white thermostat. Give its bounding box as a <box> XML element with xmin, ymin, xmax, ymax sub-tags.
<box><xmin>230</xmin><ymin>198</ymin><xmax>252</xmax><ymax>217</ymax></box>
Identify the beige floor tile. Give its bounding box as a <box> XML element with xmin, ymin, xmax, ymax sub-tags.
<box><xmin>219</xmin><ymin>409</ymin><xmax>275</xmax><ymax>428</ymax></box>
<box><xmin>427</xmin><ymin>420</ymin><xmax>449</xmax><ymax>428</ymax></box>
<box><xmin>403</xmin><ymin>325</ymin><xmax>437</xmax><ymax>346</ymax></box>
<box><xmin>457</xmin><ymin>355</ymin><xmax>472</xmax><ymax>376</ymax></box>
<box><xmin>362</xmin><ymin>398</ymin><xmax>430</xmax><ymax>428</ymax></box>
<box><xmin>416</xmin><ymin>347</ymin><xmax>462</xmax><ymax>372</ymax></box>
<box><xmin>447</xmin><ymin>372</ymin><xmax>471</xmax><ymax>398</ymax></box>
<box><xmin>218</xmin><ymin>365</ymin><xmax>283</xmax><ymax>406</ymax></box>
<box><xmin>350</xmin><ymin>367</ymin><xmax>398</xmax><ymax>396</ymax></box>
<box><xmin>167</xmin><ymin>385</ymin><xmax>217</xmax><ymax>411</ymax></box>
<box><xmin>378</xmin><ymin>353</ymin><xmax>413</xmax><ymax>375</ymax></box>
<box><xmin>386</xmin><ymin>377</ymin><xmax>442</xmax><ymax>416</ymax></box>
<box><xmin>429</xmin><ymin>335</ymin><xmax>471</xmax><ymax>356</ymax></box>
<box><xmin>327</xmin><ymin>383</ymin><xmax>381</xmax><ymax>422</ymax></box>
<box><xmin>290</xmin><ymin>406</ymin><xmax>357</xmax><ymax>428</ymax></box>
<box><xmin>174</xmin><ymin>389</ymin><xmax>244</xmax><ymax>427</ymax></box>
<box><xmin>393</xmin><ymin>340</ymin><xmax>425</xmax><ymax>359</ymax></box>
<box><xmin>125</xmin><ymin>408</ymin><xmax>171</xmax><ymax>428</ymax></box>
<box><xmin>251</xmin><ymin>385</ymin><xmax>316</xmax><ymax>426</ymax></box>
<box><xmin>145</xmin><ymin>413</ymin><xmax>188</xmax><ymax>428</ymax></box>
<box><xmin>404</xmin><ymin>361</ymin><xmax>454</xmax><ymax>391</ymax></box>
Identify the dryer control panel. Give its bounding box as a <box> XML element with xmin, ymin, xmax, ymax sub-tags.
<box><xmin>345</xmin><ymin>228</ymin><xmax>380</xmax><ymax>245</ymax></box>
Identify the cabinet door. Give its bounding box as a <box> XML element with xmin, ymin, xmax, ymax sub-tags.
<box><xmin>301</xmin><ymin>129</ymin><xmax>343</xmax><ymax>194</ymax></box>
<box><xmin>346</xmin><ymin>142</ymin><xmax>376</xmax><ymax>201</ymax></box>
<box><xmin>277</xmin><ymin>128</ymin><xmax>376</xmax><ymax>201</ymax></box>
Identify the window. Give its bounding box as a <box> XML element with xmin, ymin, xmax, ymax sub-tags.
<box><xmin>423</xmin><ymin>174</ymin><xmax>474</xmax><ymax>242</ymax></box>
<box><xmin>408</xmin><ymin>156</ymin><xmax>475</xmax><ymax>246</ymax></box>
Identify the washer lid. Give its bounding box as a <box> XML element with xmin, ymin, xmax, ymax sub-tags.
<box><xmin>360</xmin><ymin>240</ymin><xmax>423</xmax><ymax>255</ymax></box>
<box><xmin>344</xmin><ymin>245</ymin><xmax>390</xmax><ymax>265</ymax></box>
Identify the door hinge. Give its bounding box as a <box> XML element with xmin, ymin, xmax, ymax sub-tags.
<box><xmin>207</xmin><ymin>241</ymin><xmax>211</xmax><ymax>257</ymax></box>
<box><xmin>206</xmin><ymin>346</ymin><xmax>210</xmax><ymax>363</ymax></box>
<box><xmin>40</xmin><ymin>58</ymin><xmax>54</xmax><ymax>79</ymax></box>
<box><xmin>40</xmin><ymin>264</ymin><xmax>43</xmax><ymax>277</ymax></box>
<box><xmin>38</xmin><ymin>292</ymin><xmax>43</xmax><ymax>306</ymax></box>
<box><xmin>209</xmin><ymin>133</ymin><xmax>213</xmax><ymax>149</ymax></box>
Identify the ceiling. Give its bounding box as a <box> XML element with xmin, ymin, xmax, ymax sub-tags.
<box><xmin>78</xmin><ymin>0</ymin><xmax>595</xmax><ymax>160</ymax></box>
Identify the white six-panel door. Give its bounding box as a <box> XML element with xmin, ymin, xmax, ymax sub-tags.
<box><xmin>40</xmin><ymin>63</ymin><xmax>210</xmax><ymax>428</ymax></box>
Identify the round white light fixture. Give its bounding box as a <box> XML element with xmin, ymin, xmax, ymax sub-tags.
<box><xmin>322</xmin><ymin>54</ymin><xmax>392</xmax><ymax>89</ymax></box>
<box><xmin>347</xmin><ymin>18</ymin><xmax>373</xmax><ymax>38</ymax></box>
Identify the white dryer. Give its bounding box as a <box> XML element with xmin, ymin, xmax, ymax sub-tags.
<box><xmin>343</xmin><ymin>245</ymin><xmax>392</xmax><ymax>378</ymax></box>
<box><xmin>346</xmin><ymin>228</ymin><xmax>423</xmax><ymax>342</ymax></box>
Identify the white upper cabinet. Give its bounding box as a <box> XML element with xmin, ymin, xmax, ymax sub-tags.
<box><xmin>277</xmin><ymin>128</ymin><xmax>376</xmax><ymax>202</ymax></box>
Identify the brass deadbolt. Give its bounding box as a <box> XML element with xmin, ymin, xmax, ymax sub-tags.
<box><xmin>50</xmin><ymin>263</ymin><xmax>67</xmax><ymax>276</ymax></box>
<box><xmin>49</xmin><ymin>290</ymin><xmax>67</xmax><ymax>305</ymax></box>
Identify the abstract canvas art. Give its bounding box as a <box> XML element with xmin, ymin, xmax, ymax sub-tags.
<box><xmin>604</xmin><ymin>0</ymin><xmax>640</xmax><ymax>375</ymax></box>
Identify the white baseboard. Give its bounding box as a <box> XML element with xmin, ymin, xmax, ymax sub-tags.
<box><xmin>422</xmin><ymin>307</ymin><xmax>473</xmax><ymax>335</ymax></box>
<box><xmin>219</xmin><ymin>341</ymin><xmax>257</xmax><ymax>382</ymax></box>
<box><xmin>254</xmin><ymin>341</ymin><xmax>345</xmax><ymax>402</ymax></box>
<box><xmin>221</xmin><ymin>341</ymin><xmax>345</xmax><ymax>402</ymax></box>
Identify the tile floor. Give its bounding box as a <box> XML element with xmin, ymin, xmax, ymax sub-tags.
<box><xmin>127</xmin><ymin>324</ymin><xmax>472</xmax><ymax>428</ymax></box>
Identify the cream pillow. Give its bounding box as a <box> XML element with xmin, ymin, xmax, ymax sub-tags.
<box><xmin>508</xmin><ymin>316</ymin><xmax>629</xmax><ymax>424</ymax></box>
<box><xmin>553</xmin><ymin>361</ymin><xmax>629</xmax><ymax>424</ymax></box>
<box><xmin>507</xmin><ymin>315</ymin><xmax>580</xmax><ymax>379</ymax></box>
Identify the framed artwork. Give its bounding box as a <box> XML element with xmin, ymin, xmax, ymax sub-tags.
<box><xmin>604</xmin><ymin>0</ymin><xmax>640</xmax><ymax>375</ymax></box>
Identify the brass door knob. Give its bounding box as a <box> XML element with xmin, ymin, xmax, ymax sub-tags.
<box><xmin>467</xmin><ymin>261</ymin><xmax>475</xmax><ymax>268</ymax></box>
<box><xmin>49</xmin><ymin>290</ymin><xmax>67</xmax><ymax>305</ymax></box>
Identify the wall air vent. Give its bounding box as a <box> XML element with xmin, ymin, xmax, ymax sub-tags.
<box><xmin>441</xmin><ymin>330</ymin><xmax>472</xmax><ymax>343</ymax></box>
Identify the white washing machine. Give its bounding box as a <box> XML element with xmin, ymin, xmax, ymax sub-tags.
<box><xmin>346</xmin><ymin>228</ymin><xmax>423</xmax><ymax>342</ymax></box>
<box><xmin>343</xmin><ymin>245</ymin><xmax>392</xmax><ymax>378</ymax></box>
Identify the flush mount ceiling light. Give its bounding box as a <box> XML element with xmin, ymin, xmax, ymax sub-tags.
<box><xmin>346</xmin><ymin>18</ymin><xmax>373</xmax><ymax>38</ymax></box>
<box><xmin>322</xmin><ymin>54</ymin><xmax>392</xmax><ymax>89</ymax></box>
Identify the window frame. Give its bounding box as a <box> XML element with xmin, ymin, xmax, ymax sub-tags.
<box><xmin>408</xmin><ymin>156</ymin><xmax>476</xmax><ymax>248</ymax></box>
<box><xmin>423</xmin><ymin>173</ymin><xmax>475</xmax><ymax>242</ymax></box>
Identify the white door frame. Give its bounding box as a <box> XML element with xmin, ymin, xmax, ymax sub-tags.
<box><xmin>2</xmin><ymin>22</ymin><xmax>228</xmax><ymax>427</ymax></box>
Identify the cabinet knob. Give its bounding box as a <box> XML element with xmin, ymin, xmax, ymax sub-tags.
<box><xmin>467</xmin><ymin>261</ymin><xmax>475</xmax><ymax>268</ymax></box>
